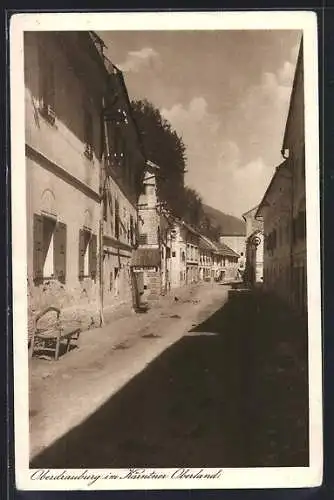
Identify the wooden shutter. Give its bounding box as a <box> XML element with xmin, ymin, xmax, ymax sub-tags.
<box><xmin>33</xmin><ymin>214</ymin><xmax>44</xmax><ymax>282</ymax></box>
<box><xmin>78</xmin><ymin>229</ymin><xmax>85</xmax><ymax>280</ymax></box>
<box><xmin>89</xmin><ymin>234</ymin><xmax>97</xmax><ymax>280</ymax></box>
<box><xmin>54</xmin><ymin>222</ymin><xmax>67</xmax><ymax>283</ymax></box>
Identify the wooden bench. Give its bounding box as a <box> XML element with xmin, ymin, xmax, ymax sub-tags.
<box><xmin>30</xmin><ymin>306</ymin><xmax>81</xmax><ymax>361</ymax></box>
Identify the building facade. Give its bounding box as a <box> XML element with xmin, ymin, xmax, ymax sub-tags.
<box><xmin>169</xmin><ymin>220</ymin><xmax>187</xmax><ymax>289</ymax></box>
<box><xmin>131</xmin><ymin>161</ymin><xmax>172</xmax><ymax>303</ymax></box>
<box><xmin>199</xmin><ymin>235</ymin><xmax>215</xmax><ymax>282</ymax></box>
<box><xmin>25</xmin><ymin>32</ymin><xmax>106</xmax><ymax>331</ymax></box>
<box><xmin>25</xmin><ymin>31</ymin><xmax>144</xmax><ymax>333</ymax></box>
<box><xmin>101</xmin><ymin>61</ymin><xmax>145</xmax><ymax>316</ymax></box>
<box><xmin>283</xmin><ymin>40</ymin><xmax>307</xmax><ymax>314</ymax></box>
<box><xmin>242</xmin><ymin>206</ymin><xmax>264</xmax><ymax>285</ymax></box>
<box><xmin>215</xmin><ymin>242</ymin><xmax>240</xmax><ymax>281</ymax></box>
<box><xmin>219</xmin><ymin>234</ymin><xmax>246</xmax><ymax>276</ymax></box>
<box><xmin>256</xmin><ymin>39</ymin><xmax>306</xmax><ymax>315</ymax></box>
<box><xmin>184</xmin><ymin>223</ymin><xmax>200</xmax><ymax>284</ymax></box>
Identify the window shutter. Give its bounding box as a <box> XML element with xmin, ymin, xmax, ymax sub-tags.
<box><xmin>33</xmin><ymin>214</ymin><xmax>44</xmax><ymax>282</ymax></box>
<box><xmin>89</xmin><ymin>234</ymin><xmax>97</xmax><ymax>280</ymax></box>
<box><xmin>78</xmin><ymin>229</ymin><xmax>85</xmax><ymax>280</ymax></box>
<box><xmin>54</xmin><ymin>222</ymin><xmax>67</xmax><ymax>283</ymax></box>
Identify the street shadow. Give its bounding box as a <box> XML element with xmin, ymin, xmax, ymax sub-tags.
<box><xmin>30</xmin><ymin>291</ymin><xmax>309</xmax><ymax>469</ymax></box>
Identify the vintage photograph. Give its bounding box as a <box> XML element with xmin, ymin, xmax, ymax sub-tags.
<box><xmin>11</xmin><ymin>11</ymin><xmax>322</xmax><ymax>490</ymax></box>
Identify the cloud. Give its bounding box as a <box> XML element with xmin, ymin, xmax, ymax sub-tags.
<box><xmin>159</xmin><ymin>42</ymin><xmax>298</xmax><ymax>217</ymax></box>
<box><xmin>118</xmin><ymin>47</ymin><xmax>161</xmax><ymax>73</ymax></box>
<box><xmin>162</xmin><ymin>97</ymin><xmax>220</xmax><ymax>139</ymax></box>
<box><xmin>161</xmin><ymin>98</ymin><xmax>276</xmax><ymax>216</ymax></box>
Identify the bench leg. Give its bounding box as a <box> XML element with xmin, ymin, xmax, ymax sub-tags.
<box><xmin>66</xmin><ymin>336</ymin><xmax>72</xmax><ymax>353</ymax></box>
<box><xmin>29</xmin><ymin>334</ymin><xmax>35</xmax><ymax>358</ymax></box>
<box><xmin>55</xmin><ymin>338</ymin><xmax>61</xmax><ymax>361</ymax></box>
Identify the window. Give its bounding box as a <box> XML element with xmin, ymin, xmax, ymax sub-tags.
<box><xmin>84</xmin><ymin>107</ymin><xmax>94</xmax><ymax>160</ymax></box>
<box><xmin>39</xmin><ymin>56</ymin><xmax>55</xmax><ymax>124</ymax></box>
<box><xmin>139</xmin><ymin>233</ymin><xmax>148</xmax><ymax>245</ymax></box>
<box><xmin>78</xmin><ymin>229</ymin><xmax>97</xmax><ymax>280</ymax></box>
<box><xmin>33</xmin><ymin>214</ymin><xmax>67</xmax><ymax>284</ymax></box>
<box><xmin>172</xmin><ymin>251</ymin><xmax>176</xmax><ymax>258</ymax></box>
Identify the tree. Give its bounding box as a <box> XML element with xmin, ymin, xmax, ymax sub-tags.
<box><xmin>131</xmin><ymin>99</ymin><xmax>187</xmax><ymax>216</ymax></box>
<box><xmin>131</xmin><ymin>99</ymin><xmax>222</xmax><ymax>241</ymax></box>
<box><xmin>182</xmin><ymin>187</ymin><xmax>204</xmax><ymax>227</ymax></box>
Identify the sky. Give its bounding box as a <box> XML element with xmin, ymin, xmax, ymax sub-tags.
<box><xmin>98</xmin><ymin>29</ymin><xmax>301</xmax><ymax>218</ymax></box>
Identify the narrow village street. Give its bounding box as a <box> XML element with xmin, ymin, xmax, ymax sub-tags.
<box><xmin>19</xmin><ymin>26</ymin><xmax>318</xmax><ymax>486</ymax></box>
<box><xmin>30</xmin><ymin>283</ymin><xmax>308</xmax><ymax>470</ymax></box>
<box><xmin>29</xmin><ymin>282</ymin><xmax>228</xmax><ymax>461</ymax></box>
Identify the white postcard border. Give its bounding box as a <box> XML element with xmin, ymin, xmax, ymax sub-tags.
<box><xmin>10</xmin><ymin>10</ymin><xmax>323</xmax><ymax>491</ymax></box>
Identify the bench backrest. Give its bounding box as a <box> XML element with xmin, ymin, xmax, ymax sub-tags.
<box><xmin>35</xmin><ymin>306</ymin><xmax>61</xmax><ymax>332</ymax></box>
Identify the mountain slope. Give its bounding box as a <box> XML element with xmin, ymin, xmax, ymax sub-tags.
<box><xmin>202</xmin><ymin>203</ymin><xmax>246</xmax><ymax>236</ymax></box>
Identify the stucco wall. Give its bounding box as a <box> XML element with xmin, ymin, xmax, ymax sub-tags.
<box><xmin>24</xmin><ymin>32</ymin><xmax>102</xmax><ymax>193</ymax></box>
<box><xmin>25</xmin><ymin>32</ymin><xmax>104</xmax><ymax>333</ymax></box>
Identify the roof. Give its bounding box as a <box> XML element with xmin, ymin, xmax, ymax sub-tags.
<box><xmin>146</xmin><ymin>160</ymin><xmax>160</xmax><ymax>170</ymax></box>
<box><xmin>282</xmin><ymin>37</ymin><xmax>303</xmax><ymax>151</ymax></box>
<box><xmin>242</xmin><ymin>204</ymin><xmax>260</xmax><ymax>221</ymax></box>
<box><xmin>181</xmin><ymin>220</ymin><xmax>202</xmax><ymax>237</ymax></box>
<box><xmin>255</xmin><ymin>160</ymin><xmax>290</xmax><ymax>219</ymax></box>
<box><xmin>216</xmin><ymin>242</ymin><xmax>240</xmax><ymax>258</ymax></box>
<box><xmin>199</xmin><ymin>235</ymin><xmax>216</xmax><ymax>251</ymax></box>
<box><xmin>131</xmin><ymin>248</ymin><xmax>161</xmax><ymax>267</ymax></box>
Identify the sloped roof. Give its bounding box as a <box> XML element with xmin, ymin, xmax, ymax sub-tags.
<box><xmin>216</xmin><ymin>242</ymin><xmax>240</xmax><ymax>258</ymax></box>
<box><xmin>131</xmin><ymin>248</ymin><xmax>161</xmax><ymax>267</ymax></box>
<box><xmin>255</xmin><ymin>160</ymin><xmax>290</xmax><ymax>219</ymax></box>
<box><xmin>199</xmin><ymin>236</ymin><xmax>215</xmax><ymax>251</ymax></box>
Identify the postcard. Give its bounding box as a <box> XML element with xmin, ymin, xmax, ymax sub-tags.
<box><xmin>10</xmin><ymin>10</ymin><xmax>322</xmax><ymax>490</ymax></box>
